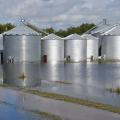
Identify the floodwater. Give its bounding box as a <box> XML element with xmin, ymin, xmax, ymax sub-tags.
<box><xmin>0</xmin><ymin>63</ymin><xmax>120</xmax><ymax>117</ymax></box>
<box><xmin>40</xmin><ymin>63</ymin><xmax>120</xmax><ymax>107</ymax></box>
<box><xmin>0</xmin><ymin>103</ymin><xmax>42</xmax><ymax>120</ymax></box>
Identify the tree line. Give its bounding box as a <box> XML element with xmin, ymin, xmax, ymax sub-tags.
<box><xmin>43</xmin><ymin>23</ymin><xmax>95</xmax><ymax>37</ymax></box>
<box><xmin>0</xmin><ymin>23</ymin><xmax>95</xmax><ymax>37</ymax></box>
<box><xmin>0</xmin><ymin>23</ymin><xmax>15</xmax><ymax>34</ymax></box>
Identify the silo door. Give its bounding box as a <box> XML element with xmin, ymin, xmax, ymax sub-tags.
<box><xmin>43</xmin><ymin>55</ymin><xmax>47</xmax><ymax>63</ymax></box>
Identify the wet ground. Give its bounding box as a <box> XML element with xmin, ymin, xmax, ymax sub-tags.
<box><xmin>1</xmin><ymin>63</ymin><xmax>120</xmax><ymax>107</ymax></box>
<box><xmin>0</xmin><ymin>103</ymin><xmax>42</xmax><ymax>120</ymax></box>
<box><xmin>0</xmin><ymin>87</ymin><xmax>120</xmax><ymax>120</ymax></box>
<box><xmin>1</xmin><ymin>63</ymin><xmax>120</xmax><ymax>119</ymax></box>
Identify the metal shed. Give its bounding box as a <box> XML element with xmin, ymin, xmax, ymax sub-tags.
<box><xmin>3</xmin><ymin>23</ymin><xmax>41</xmax><ymax>63</ymax></box>
<box><xmin>82</xmin><ymin>34</ymin><xmax>99</xmax><ymax>61</ymax></box>
<box><xmin>41</xmin><ymin>34</ymin><xmax>64</xmax><ymax>63</ymax></box>
<box><xmin>64</xmin><ymin>34</ymin><xmax>87</xmax><ymax>62</ymax></box>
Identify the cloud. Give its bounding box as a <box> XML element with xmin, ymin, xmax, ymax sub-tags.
<box><xmin>0</xmin><ymin>0</ymin><xmax>120</xmax><ymax>29</ymax></box>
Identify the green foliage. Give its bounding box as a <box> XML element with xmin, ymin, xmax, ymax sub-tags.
<box><xmin>0</xmin><ymin>23</ymin><xmax>95</xmax><ymax>37</ymax></box>
<box><xmin>44</xmin><ymin>23</ymin><xmax>95</xmax><ymax>37</ymax></box>
<box><xmin>0</xmin><ymin>23</ymin><xmax>15</xmax><ymax>34</ymax></box>
<box><xmin>43</xmin><ymin>27</ymin><xmax>55</xmax><ymax>34</ymax></box>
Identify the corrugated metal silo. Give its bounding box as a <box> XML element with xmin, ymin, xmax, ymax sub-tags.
<box><xmin>0</xmin><ymin>34</ymin><xmax>3</xmax><ymax>50</ymax></box>
<box><xmin>101</xmin><ymin>25</ymin><xmax>120</xmax><ymax>61</ymax></box>
<box><xmin>64</xmin><ymin>34</ymin><xmax>87</xmax><ymax>62</ymax></box>
<box><xmin>82</xmin><ymin>34</ymin><xmax>99</xmax><ymax>61</ymax></box>
<box><xmin>3</xmin><ymin>24</ymin><xmax>41</xmax><ymax>63</ymax></box>
<box><xmin>41</xmin><ymin>34</ymin><xmax>64</xmax><ymax>63</ymax></box>
<box><xmin>87</xmin><ymin>20</ymin><xmax>112</xmax><ymax>53</ymax></box>
<box><xmin>0</xmin><ymin>34</ymin><xmax>3</xmax><ymax>64</ymax></box>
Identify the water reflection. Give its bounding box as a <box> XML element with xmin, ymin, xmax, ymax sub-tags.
<box><xmin>0</xmin><ymin>104</ymin><xmax>42</xmax><ymax>120</ymax></box>
<box><xmin>40</xmin><ymin>63</ymin><xmax>120</xmax><ymax>107</ymax></box>
<box><xmin>1</xmin><ymin>63</ymin><xmax>120</xmax><ymax>107</ymax></box>
<box><xmin>41</xmin><ymin>63</ymin><xmax>64</xmax><ymax>82</ymax></box>
<box><xmin>3</xmin><ymin>63</ymin><xmax>41</xmax><ymax>87</ymax></box>
<box><xmin>64</xmin><ymin>63</ymin><xmax>87</xmax><ymax>84</ymax></box>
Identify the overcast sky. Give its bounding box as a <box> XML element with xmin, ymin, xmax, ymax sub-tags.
<box><xmin>0</xmin><ymin>0</ymin><xmax>120</xmax><ymax>29</ymax></box>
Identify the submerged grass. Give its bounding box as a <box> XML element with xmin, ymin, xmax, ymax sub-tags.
<box><xmin>42</xmin><ymin>80</ymin><xmax>72</xmax><ymax>85</ymax></box>
<box><xmin>18</xmin><ymin>72</ymin><xmax>26</xmax><ymax>80</ymax></box>
<box><xmin>31</xmin><ymin>111</ymin><xmax>67</xmax><ymax>120</ymax></box>
<box><xmin>98</xmin><ymin>59</ymin><xmax>120</xmax><ymax>64</ymax></box>
<box><xmin>1</xmin><ymin>84</ymin><xmax>120</xmax><ymax>114</ymax></box>
<box><xmin>54</xmin><ymin>81</ymin><xmax>72</xmax><ymax>85</ymax></box>
<box><xmin>25</xmin><ymin>89</ymin><xmax>120</xmax><ymax>114</ymax></box>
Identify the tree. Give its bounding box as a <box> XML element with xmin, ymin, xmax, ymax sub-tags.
<box><xmin>0</xmin><ymin>23</ymin><xmax>15</xmax><ymax>34</ymax></box>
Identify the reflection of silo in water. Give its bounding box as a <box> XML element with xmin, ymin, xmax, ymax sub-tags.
<box><xmin>99</xmin><ymin>64</ymin><xmax>120</xmax><ymax>88</ymax></box>
<box><xmin>86</xmin><ymin>64</ymin><xmax>113</xmax><ymax>97</ymax></box>
<box><xmin>41</xmin><ymin>63</ymin><xmax>64</xmax><ymax>82</ymax></box>
<box><xmin>86</xmin><ymin>64</ymin><xmax>120</xmax><ymax>89</ymax></box>
<box><xmin>65</xmin><ymin>63</ymin><xmax>87</xmax><ymax>84</ymax></box>
<box><xmin>86</xmin><ymin>64</ymin><xmax>103</xmax><ymax>88</ymax></box>
<box><xmin>3</xmin><ymin>63</ymin><xmax>41</xmax><ymax>87</ymax></box>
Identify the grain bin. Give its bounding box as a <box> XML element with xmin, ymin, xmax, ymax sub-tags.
<box><xmin>64</xmin><ymin>34</ymin><xmax>87</xmax><ymax>62</ymax></box>
<box><xmin>41</xmin><ymin>34</ymin><xmax>64</xmax><ymax>63</ymax></box>
<box><xmin>0</xmin><ymin>34</ymin><xmax>3</xmax><ymax>64</ymax></box>
<box><xmin>3</xmin><ymin>24</ymin><xmax>41</xmax><ymax>63</ymax></box>
<box><xmin>0</xmin><ymin>34</ymin><xmax>3</xmax><ymax>50</ymax></box>
<box><xmin>101</xmin><ymin>25</ymin><xmax>120</xmax><ymax>61</ymax></box>
<box><xmin>82</xmin><ymin>34</ymin><xmax>99</xmax><ymax>61</ymax></box>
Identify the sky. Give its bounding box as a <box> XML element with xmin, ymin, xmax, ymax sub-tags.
<box><xmin>0</xmin><ymin>0</ymin><xmax>120</xmax><ymax>29</ymax></box>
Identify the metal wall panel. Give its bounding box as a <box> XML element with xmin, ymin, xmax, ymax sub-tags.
<box><xmin>65</xmin><ymin>40</ymin><xmax>87</xmax><ymax>62</ymax></box>
<box><xmin>41</xmin><ymin>40</ymin><xmax>64</xmax><ymax>63</ymax></box>
<box><xmin>87</xmin><ymin>39</ymin><xmax>98</xmax><ymax>59</ymax></box>
<box><xmin>0</xmin><ymin>35</ymin><xmax>3</xmax><ymax>50</ymax></box>
<box><xmin>3</xmin><ymin>35</ymin><xmax>41</xmax><ymax>62</ymax></box>
<box><xmin>102</xmin><ymin>35</ymin><xmax>120</xmax><ymax>60</ymax></box>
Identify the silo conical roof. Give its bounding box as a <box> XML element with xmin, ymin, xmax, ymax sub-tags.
<box><xmin>102</xmin><ymin>24</ymin><xmax>120</xmax><ymax>36</ymax></box>
<box><xmin>90</xmin><ymin>24</ymin><xmax>111</xmax><ymax>34</ymax></box>
<box><xmin>4</xmin><ymin>24</ymin><xmax>39</xmax><ymax>35</ymax></box>
<box><xmin>64</xmin><ymin>33</ymin><xmax>85</xmax><ymax>40</ymax></box>
<box><xmin>42</xmin><ymin>33</ymin><xmax>62</xmax><ymax>40</ymax></box>
<box><xmin>81</xmin><ymin>34</ymin><xmax>98</xmax><ymax>40</ymax></box>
